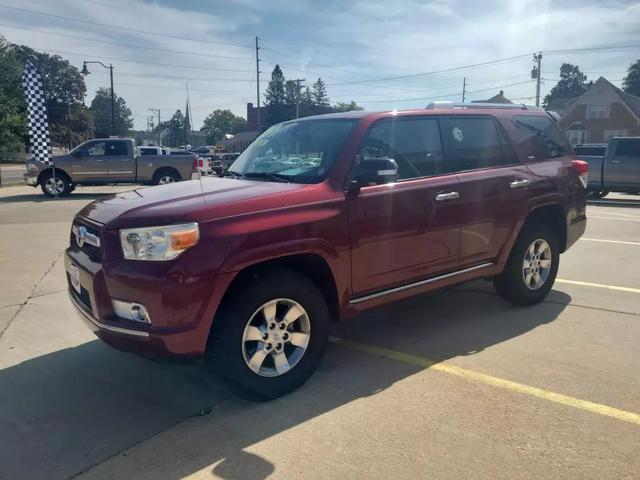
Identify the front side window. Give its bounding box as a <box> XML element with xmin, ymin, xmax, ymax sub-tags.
<box><xmin>229</xmin><ymin>119</ymin><xmax>358</xmax><ymax>183</ymax></box>
<box><xmin>512</xmin><ymin>115</ymin><xmax>571</xmax><ymax>159</ymax></box>
<box><xmin>358</xmin><ymin>117</ymin><xmax>444</xmax><ymax>180</ymax></box>
<box><xmin>444</xmin><ymin>116</ymin><xmax>517</xmax><ymax>170</ymax></box>
<box><xmin>85</xmin><ymin>142</ymin><xmax>106</xmax><ymax>156</ymax></box>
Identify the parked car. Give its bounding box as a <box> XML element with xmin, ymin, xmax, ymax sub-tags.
<box><xmin>574</xmin><ymin>137</ymin><xmax>640</xmax><ymax>198</ymax></box>
<box><xmin>24</xmin><ymin>138</ymin><xmax>196</xmax><ymax>196</ymax></box>
<box><xmin>65</xmin><ymin>104</ymin><xmax>587</xmax><ymax>399</ymax></box>
<box><xmin>220</xmin><ymin>152</ymin><xmax>241</xmax><ymax>170</ymax></box>
<box><xmin>191</xmin><ymin>146</ymin><xmax>211</xmax><ymax>156</ymax></box>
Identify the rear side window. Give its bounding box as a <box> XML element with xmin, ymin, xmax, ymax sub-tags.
<box><xmin>359</xmin><ymin>117</ymin><xmax>444</xmax><ymax>180</ymax></box>
<box><xmin>443</xmin><ymin>116</ymin><xmax>518</xmax><ymax>171</ymax></box>
<box><xmin>106</xmin><ymin>141</ymin><xmax>128</xmax><ymax>156</ymax></box>
<box><xmin>140</xmin><ymin>148</ymin><xmax>155</xmax><ymax>156</ymax></box>
<box><xmin>512</xmin><ymin>115</ymin><xmax>571</xmax><ymax>159</ymax></box>
<box><xmin>615</xmin><ymin>139</ymin><xmax>640</xmax><ymax>156</ymax></box>
<box><xmin>574</xmin><ymin>146</ymin><xmax>606</xmax><ymax>156</ymax></box>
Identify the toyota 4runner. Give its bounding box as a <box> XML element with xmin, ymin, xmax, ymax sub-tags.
<box><xmin>65</xmin><ymin>104</ymin><xmax>587</xmax><ymax>399</ymax></box>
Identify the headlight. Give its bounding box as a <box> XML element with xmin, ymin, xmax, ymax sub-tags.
<box><xmin>27</xmin><ymin>163</ymin><xmax>38</xmax><ymax>172</ymax></box>
<box><xmin>120</xmin><ymin>223</ymin><xmax>199</xmax><ymax>261</ymax></box>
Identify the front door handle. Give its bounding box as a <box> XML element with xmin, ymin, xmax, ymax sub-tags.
<box><xmin>435</xmin><ymin>191</ymin><xmax>460</xmax><ymax>202</ymax></box>
<box><xmin>610</xmin><ymin>160</ymin><xmax>622</xmax><ymax>164</ymax></box>
<box><xmin>510</xmin><ymin>179</ymin><xmax>531</xmax><ymax>189</ymax></box>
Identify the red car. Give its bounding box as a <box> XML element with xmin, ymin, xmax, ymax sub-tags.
<box><xmin>65</xmin><ymin>103</ymin><xmax>587</xmax><ymax>398</ymax></box>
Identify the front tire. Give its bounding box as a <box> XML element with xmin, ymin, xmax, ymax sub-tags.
<box><xmin>40</xmin><ymin>172</ymin><xmax>71</xmax><ymax>197</ymax></box>
<box><xmin>205</xmin><ymin>268</ymin><xmax>330</xmax><ymax>400</ymax></box>
<box><xmin>494</xmin><ymin>223</ymin><xmax>560</xmax><ymax>306</ymax></box>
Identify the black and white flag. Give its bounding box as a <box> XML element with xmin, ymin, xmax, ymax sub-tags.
<box><xmin>22</xmin><ymin>60</ymin><xmax>53</xmax><ymax>166</ymax></box>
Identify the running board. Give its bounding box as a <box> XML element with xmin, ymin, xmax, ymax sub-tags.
<box><xmin>349</xmin><ymin>262</ymin><xmax>494</xmax><ymax>305</ymax></box>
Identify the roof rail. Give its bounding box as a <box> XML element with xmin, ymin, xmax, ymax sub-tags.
<box><xmin>425</xmin><ymin>101</ymin><xmax>541</xmax><ymax>111</ymax></box>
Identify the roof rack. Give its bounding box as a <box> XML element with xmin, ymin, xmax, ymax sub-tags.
<box><xmin>425</xmin><ymin>101</ymin><xmax>541</xmax><ymax>111</ymax></box>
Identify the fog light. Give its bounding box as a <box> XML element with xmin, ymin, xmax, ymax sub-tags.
<box><xmin>112</xmin><ymin>299</ymin><xmax>151</xmax><ymax>324</ymax></box>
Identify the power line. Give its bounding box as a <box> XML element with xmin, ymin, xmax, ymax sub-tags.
<box><xmin>0</xmin><ymin>3</ymin><xmax>254</xmax><ymax>50</ymax></box>
<box><xmin>84</xmin><ymin>79</ymin><xmax>251</xmax><ymax>94</ymax></box>
<box><xmin>35</xmin><ymin>48</ymin><xmax>254</xmax><ymax>73</ymax></box>
<box><xmin>545</xmin><ymin>45</ymin><xmax>640</xmax><ymax>54</ymax></box>
<box><xmin>0</xmin><ymin>23</ymin><xmax>252</xmax><ymax>60</ymax></box>
<box><xmin>91</xmin><ymin>70</ymin><xmax>254</xmax><ymax>82</ymax></box>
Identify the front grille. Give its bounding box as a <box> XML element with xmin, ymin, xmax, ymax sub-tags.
<box><xmin>70</xmin><ymin>220</ymin><xmax>102</xmax><ymax>262</ymax></box>
<box><xmin>77</xmin><ymin>286</ymin><xmax>92</xmax><ymax>311</ymax></box>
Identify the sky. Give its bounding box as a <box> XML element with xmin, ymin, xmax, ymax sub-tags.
<box><xmin>2</xmin><ymin>0</ymin><xmax>639</xmax><ymax>130</ymax></box>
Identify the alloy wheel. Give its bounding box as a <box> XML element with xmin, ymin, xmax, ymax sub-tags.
<box><xmin>45</xmin><ymin>177</ymin><xmax>65</xmax><ymax>195</ymax></box>
<box><xmin>158</xmin><ymin>175</ymin><xmax>175</xmax><ymax>184</ymax></box>
<box><xmin>241</xmin><ymin>298</ymin><xmax>311</xmax><ymax>377</ymax></box>
<box><xmin>522</xmin><ymin>238</ymin><xmax>552</xmax><ymax>290</ymax></box>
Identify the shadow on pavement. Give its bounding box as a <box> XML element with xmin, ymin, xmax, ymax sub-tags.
<box><xmin>0</xmin><ymin>288</ymin><xmax>569</xmax><ymax>480</ymax></box>
<box><xmin>588</xmin><ymin>196</ymin><xmax>640</xmax><ymax>209</ymax></box>
<box><xmin>0</xmin><ymin>193</ymin><xmax>115</xmax><ymax>204</ymax></box>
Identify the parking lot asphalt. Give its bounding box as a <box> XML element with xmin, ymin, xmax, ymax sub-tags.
<box><xmin>0</xmin><ymin>184</ymin><xmax>638</xmax><ymax>480</ymax></box>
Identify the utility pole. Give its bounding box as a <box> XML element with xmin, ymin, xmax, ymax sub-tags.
<box><xmin>533</xmin><ymin>52</ymin><xmax>542</xmax><ymax>107</ymax></box>
<box><xmin>462</xmin><ymin>77</ymin><xmax>467</xmax><ymax>103</ymax></box>
<box><xmin>255</xmin><ymin>36</ymin><xmax>261</xmax><ymax>131</ymax></box>
<box><xmin>149</xmin><ymin>108</ymin><xmax>161</xmax><ymax>145</ymax></box>
<box><xmin>81</xmin><ymin>61</ymin><xmax>116</xmax><ymax>135</ymax></box>
<box><xmin>295</xmin><ymin>78</ymin><xmax>306</xmax><ymax>118</ymax></box>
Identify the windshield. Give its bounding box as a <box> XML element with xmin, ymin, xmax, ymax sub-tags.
<box><xmin>228</xmin><ymin>119</ymin><xmax>358</xmax><ymax>183</ymax></box>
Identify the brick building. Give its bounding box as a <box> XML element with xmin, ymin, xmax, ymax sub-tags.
<box><xmin>557</xmin><ymin>77</ymin><xmax>640</xmax><ymax>144</ymax></box>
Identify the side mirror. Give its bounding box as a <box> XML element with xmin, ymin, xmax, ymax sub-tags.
<box><xmin>351</xmin><ymin>157</ymin><xmax>399</xmax><ymax>188</ymax></box>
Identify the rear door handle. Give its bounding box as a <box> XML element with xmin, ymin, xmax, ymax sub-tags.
<box><xmin>510</xmin><ymin>179</ymin><xmax>531</xmax><ymax>189</ymax></box>
<box><xmin>435</xmin><ymin>191</ymin><xmax>460</xmax><ymax>202</ymax></box>
<box><xmin>610</xmin><ymin>160</ymin><xmax>622</xmax><ymax>164</ymax></box>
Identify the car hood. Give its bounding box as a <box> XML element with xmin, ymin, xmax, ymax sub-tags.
<box><xmin>78</xmin><ymin>177</ymin><xmax>306</xmax><ymax>229</ymax></box>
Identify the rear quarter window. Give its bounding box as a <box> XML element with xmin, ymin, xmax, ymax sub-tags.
<box><xmin>574</xmin><ymin>146</ymin><xmax>606</xmax><ymax>156</ymax></box>
<box><xmin>511</xmin><ymin>115</ymin><xmax>571</xmax><ymax>160</ymax></box>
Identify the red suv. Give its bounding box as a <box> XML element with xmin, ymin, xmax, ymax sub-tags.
<box><xmin>65</xmin><ymin>104</ymin><xmax>587</xmax><ymax>398</ymax></box>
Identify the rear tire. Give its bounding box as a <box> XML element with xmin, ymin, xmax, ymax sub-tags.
<box><xmin>205</xmin><ymin>268</ymin><xmax>330</xmax><ymax>400</ymax></box>
<box><xmin>494</xmin><ymin>223</ymin><xmax>559</xmax><ymax>306</ymax></box>
<box><xmin>40</xmin><ymin>171</ymin><xmax>71</xmax><ymax>197</ymax></box>
<box><xmin>587</xmin><ymin>190</ymin><xmax>609</xmax><ymax>199</ymax></box>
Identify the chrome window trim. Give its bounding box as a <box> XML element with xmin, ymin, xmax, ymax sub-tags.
<box><xmin>349</xmin><ymin>262</ymin><xmax>494</xmax><ymax>304</ymax></box>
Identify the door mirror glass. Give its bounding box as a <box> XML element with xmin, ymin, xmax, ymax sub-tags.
<box><xmin>353</xmin><ymin>157</ymin><xmax>399</xmax><ymax>187</ymax></box>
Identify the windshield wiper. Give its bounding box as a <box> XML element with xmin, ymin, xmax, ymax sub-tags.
<box><xmin>220</xmin><ymin>169</ymin><xmax>243</xmax><ymax>178</ymax></box>
<box><xmin>242</xmin><ymin>172</ymin><xmax>291</xmax><ymax>183</ymax></box>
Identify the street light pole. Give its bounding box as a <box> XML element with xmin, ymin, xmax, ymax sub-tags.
<box><xmin>82</xmin><ymin>61</ymin><xmax>116</xmax><ymax>135</ymax></box>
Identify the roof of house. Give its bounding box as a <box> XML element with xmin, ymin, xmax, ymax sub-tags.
<box><xmin>472</xmin><ymin>90</ymin><xmax>512</xmax><ymax>104</ymax></box>
<box><xmin>546</xmin><ymin>96</ymin><xmax>578</xmax><ymax>114</ymax></box>
<box><xmin>562</xmin><ymin>77</ymin><xmax>640</xmax><ymax>122</ymax></box>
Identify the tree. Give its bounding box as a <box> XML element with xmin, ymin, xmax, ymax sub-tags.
<box><xmin>284</xmin><ymin>80</ymin><xmax>298</xmax><ymax>105</ymax></box>
<box><xmin>264</xmin><ymin>65</ymin><xmax>286</xmax><ymax>106</ymax></box>
<box><xmin>89</xmin><ymin>87</ymin><xmax>133</xmax><ymax>138</ymax></box>
<box><xmin>543</xmin><ymin>63</ymin><xmax>592</xmax><ymax>108</ymax></box>
<box><xmin>622</xmin><ymin>59</ymin><xmax>640</xmax><ymax>97</ymax></box>
<box><xmin>312</xmin><ymin>78</ymin><xmax>330</xmax><ymax>107</ymax></box>
<box><xmin>0</xmin><ymin>36</ymin><xmax>26</xmax><ymax>152</ymax></box>
<box><xmin>301</xmin><ymin>87</ymin><xmax>313</xmax><ymax>105</ymax></box>
<box><xmin>11</xmin><ymin>43</ymin><xmax>92</xmax><ymax>148</ymax></box>
<box><xmin>200</xmin><ymin>109</ymin><xmax>247</xmax><ymax>144</ymax></box>
<box><xmin>334</xmin><ymin>100</ymin><xmax>364</xmax><ymax>112</ymax></box>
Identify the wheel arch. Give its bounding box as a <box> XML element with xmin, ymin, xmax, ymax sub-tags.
<box><xmin>37</xmin><ymin>167</ymin><xmax>71</xmax><ymax>185</ymax></box>
<box><xmin>523</xmin><ymin>203</ymin><xmax>567</xmax><ymax>252</ymax></box>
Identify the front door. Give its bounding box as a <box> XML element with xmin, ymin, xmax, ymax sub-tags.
<box><xmin>605</xmin><ymin>138</ymin><xmax>640</xmax><ymax>190</ymax></box>
<box><xmin>348</xmin><ymin>116</ymin><xmax>460</xmax><ymax>296</ymax></box>
<box><xmin>105</xmin><ymin>140</ymin><xmax>135</xmax><ymax>182</ymax></box>
<box><xmin>70</xmin><ymin>141</ymin><xmax>109</xmax><ymax>181</ymax></box>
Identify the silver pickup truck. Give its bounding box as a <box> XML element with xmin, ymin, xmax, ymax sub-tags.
<box><xmin>24</xmin><ymin>138</ymin><xmax>196</xmax><ymax>196</ymax></box>
<box><xmin>574</xmin><ymin>137</ymin><xmax>640</xmax><ymax>199</ymax></box>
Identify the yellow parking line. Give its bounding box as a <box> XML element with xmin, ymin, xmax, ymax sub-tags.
<box><xmin>581</xmin><ymin>238</ymin><xmax>640</xmax><ymax>246</ymax></box>
<box><xmin>329</xmin><ymin>336</ymin><xmax>640</xmax><ymax>426</ymax></box>
<box><xmin>556</xmin><ymin>279</ymin><xmax>640</xmax><ymax>294</ymax></box>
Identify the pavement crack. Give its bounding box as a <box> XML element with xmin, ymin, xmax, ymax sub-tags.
<box><xmin>0</xmin><ymin>249</ymin><xmax>65</xmax><ymax>339</ymax></box>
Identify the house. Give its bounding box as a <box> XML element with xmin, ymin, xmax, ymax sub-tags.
<box><xmin>216</xmin><ymin>130</ymin><xmax>259</xmax><ymax>153</ymax></box>
<box><xmin>472</xmin><ymin>90</ymin><xmax>513</xmax><ymax>104</ymax></box>
<box><xmin>557</xmin><ymin>77</ymin><xmax>640</xmax><ymax>145</ymax></box>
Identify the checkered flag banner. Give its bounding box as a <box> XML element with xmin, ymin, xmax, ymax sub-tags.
<box><xmin>22</xmin><ymin>60</ymin><xmax>53</xmax><ymax>166</ymax></box>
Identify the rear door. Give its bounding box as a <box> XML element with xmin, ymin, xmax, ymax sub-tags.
<box><xmin>442</xmin><ymin>115</ymin><xmax>533</xmax><ymax>266</ymax></box>
<box><xmin>605</xmin><ymin>138</ymin><xmax>640</xmax><ymax>190</ymax></box>
<box><xmin>70</xmin><ymin>141</ymin><xmax>109</xmax><ymax>181</ymax></box>
<box><xmin>348</xmin><ymin>116</ymin><xmax>461</xmax><ymax>295</ymax></box>
<box><xmin>105</xmin><ymin>140</ymin><xmax>134</xmax><ymax>182</ymax></box>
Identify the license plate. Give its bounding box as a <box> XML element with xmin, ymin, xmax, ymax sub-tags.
<box><xmin>68</xmin><ymin>263</ymin><xmax>81</xmax><ymax>294</ymax></box>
